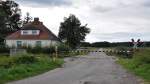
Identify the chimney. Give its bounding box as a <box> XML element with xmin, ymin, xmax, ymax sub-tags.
<box><xmin>33</xmin><ymin>17</ymin><xmax>40</xmax><ymax>25</ymax></box>
<box><xmin>34</xmin><ymin>17</ymin><xmax>39</xmax><ymax>22</ymax></box>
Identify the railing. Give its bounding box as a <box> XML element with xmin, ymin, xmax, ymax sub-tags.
<box><xmin>10</xmin><ymin>49</ymin><xmax>27</xmax><ymax>56</ymax></box>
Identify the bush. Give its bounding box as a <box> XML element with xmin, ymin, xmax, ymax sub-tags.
<box><xmin>115</xmin><ymin>46</ymin><xmax>128</xmax><ymax>51</ymax></box>
<box><xmin>27</xmin><ymin>46</ymin><xmax>42</xmax><ymax>54</ymax></box>
<box><xmin>58</xmin><ymin>44</ymin><xmax>70</xmax><ymax>53</ymax></box>
<box><xmin>0</xmin><ymin>45</ymin><xmax>9</xmax><ymax>53</ymax></box>
<box><xmin>0</xmin><ymin>57</ymin><xmax>14</xmax><ymax>68</ymax></box>
<box><xmin>26</xmin><ymin>44</ymin><xmax>70</xmax><ymax>54</ymax></box>
<box><xmin>0</xmin><ymin>54</ymin><xmax>38</xmax><ymax>68</ymax></box>
<box><xmin>115</xmin><ymin>46</ymin><xmax>133</xmax><ymax>58</ymax></box>
<box><xmin>43</xmin><ymin>46</ymin><xmax>55</xmax><ymax>54</ymax></box>
<box><xmin>134</xmin><ymin>49</ymin><xmax>150</xmax><ymax>64</ymax></box>
<box><xmin>14</xmin><ymin>54</ymin><xmax>38</xmax><ymax>64</ymax></box>
<box><xmin>26</xmin><ymin>46</ymin><xmax>55</xmax><ymax>54</ymax></box>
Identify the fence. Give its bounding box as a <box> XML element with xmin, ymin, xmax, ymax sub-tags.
<box><xmin>10</xmin><ymin>49</ymin><xmax>27</xmax><ymax>56</ymax></box>
<box><xmin>68</xmin><ymin>49</ymin><xmax>132</xmax><ymax>53</ymax></box>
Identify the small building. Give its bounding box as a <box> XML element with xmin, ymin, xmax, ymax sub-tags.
<box><xmin>5</xmin><ymin>18</ymin><xmax>61</xmax><ymax>48</ymax></box>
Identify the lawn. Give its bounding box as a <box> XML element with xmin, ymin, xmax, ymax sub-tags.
<box><xmin>0</xmin><ymin>54</ymin><xmax>64</xmax><ymax>84</ymax></box>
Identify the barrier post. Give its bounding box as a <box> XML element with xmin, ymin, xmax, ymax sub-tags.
<box><xmin>53</xmin><ymin>46</ymin><xmax>58</xmax><ymax>61</ymax></box>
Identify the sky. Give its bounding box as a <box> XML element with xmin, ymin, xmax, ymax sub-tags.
<box><xmin>15</xmin><ymin>0</ymin><xmax>150</xmax><ymax>43</ymax></box>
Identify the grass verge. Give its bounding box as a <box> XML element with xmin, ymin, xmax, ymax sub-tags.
<box><xmin>116</xmin><ymin>49</ymin><xmax>150</xmax><ymax>83</ymax></box>
<box><xmin>0</xmin><ymin>55</ymin><xmax>64</xmax><ymax>84</ymax></box>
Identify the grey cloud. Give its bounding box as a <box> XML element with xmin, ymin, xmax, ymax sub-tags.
<box><xmin>92</xmin><ymin>6</ymin><xmax>114</xmax><ymax>13</ymax></box>
<box><xmin>91</xmin><ymin>1</ymin><xmax>124</xmax><ymax>13</ymax></box>
<box><xmin>15</xmin><ymin>0</ymin><xmax>72</xmax><ymax>7</ymax></box>
<box><xmin>92</xmin><ymin>32</ymin><xmax>150</xmax><ymax>42</ymax></box>
<box><xmin>103</xmin><ymin>32</ymin><xmax>142</xmax><ymax>38</ymax></box>
<box><xmin>92</xmin><ymin>0</ymin><xmax>150</xmax><ymax>13</ymax></box>
<box><xmin>143</xmin><ymin>1</ymin><xmax>150</xmax><ymax>7</ymax></box>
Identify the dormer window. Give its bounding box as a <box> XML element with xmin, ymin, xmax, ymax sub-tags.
<box><xmin>32</xmin><ymin>30</ymin><xmax>38</xmax><ymax>35</ymax></box>
<box><xmin>21</xmin><ymin>30</ymin><xmax>40</xmax><ymax>35</ymax></box>
<box><xmin>22</xmin><ymin>30</ymin><xmax>28</xmax><ymax>35</ymax></box>
<box><xmin>32</xmin><ymin>30</ymin><xmax>40</xmax><ymax>35</ymax></box>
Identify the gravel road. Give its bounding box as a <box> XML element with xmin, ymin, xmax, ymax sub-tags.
<box><xmin>8</xmin><ymin>50</ymin><xmax>143</xmax><ymax>84</ymax></box>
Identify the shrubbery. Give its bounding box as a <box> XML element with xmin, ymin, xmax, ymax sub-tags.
<box><xmin>26</xmin><ymin>46</ymin><xmax>55</xmax><ymax>54</ymax></box>
<box><xmin>0</xmin><ymin>45</ymin><xmax>9</xmax><ymax>53</ymax></box>
<box><xmin>117</xmin><ymin>48</ymin><xmax>150</xmax><ymax>82</ymax></box>
<box><xmin>0</xmin><ymin>54</ymin><xmax>64</xmax><ymax>84</ymax></box>
<box><xmin>133</xmin><ymin>49</ymin><xmax>150</xmax><ymax>64</ymax></box>
<box><xmin>107</xmin><ymin>46</ymin><xmax>133</xmax><ymax>58</ymax></box>
<box><xmin>14</xmin><ymin>54</ymin><xmax>38</xmax><ymax>64</ymax></box>
<box><xmin>26</xmin><ymin>44</ymin><xmax>70</xmax><ymax>54</ymax></box>
<box><xmin>0</xmin><ymin>43</ymin><xmax>71</xmax><ymax>54</ymax></box>
<box><xmin>0</xmin><ymin>56</ymin><xmax>13</xmax><ymax>68</ymax></box>
<box><xmin>58</xmin><ymin>44</ymin><xmax>70</xmax><ymax>53</ymax></box>
<box><xmin>0</xmin><ymin>54</ymin><xmax>37</xmax><ymax>69</ymax></box>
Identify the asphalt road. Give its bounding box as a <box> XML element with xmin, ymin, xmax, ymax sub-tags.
<box><xmin>8</xmin><ymin>50</ymin><xmax>143</xmax><ymax>84</ymax></box>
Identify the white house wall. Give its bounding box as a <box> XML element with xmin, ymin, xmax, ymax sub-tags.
<box><xmin>6</xmin><ymin>40</ymin><xmax>59</xmax><ymax>47</ymax></box>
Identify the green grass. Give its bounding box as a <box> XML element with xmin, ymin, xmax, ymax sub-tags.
<box><xmin>0</xmin><ymin>55</ymin><xmax>64</xmax><ymax>84</ymax></box>
<box><xmin>117</xmin><ymin>49</ymin><xmax>150</xmax><ymax>83</ymax></box>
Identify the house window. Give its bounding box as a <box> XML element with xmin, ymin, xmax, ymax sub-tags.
<box><xmin>36</xmin><ymin>41</ymin><xmax>41</xmax><ymax>47</ymax></box>
<box><xmin>17</xmin><ymin>41</ymin><xmax>22</xmax><ymax>48</ymax></box>
<box><xmin>32</xmin><ymin>30</ymin><xmax>37</xmax><ymax>35</ymax></box>
<box><xmin>22</xmin><ymin>30</ymin><xmax>28</xmax><ymax>35</ymax></box>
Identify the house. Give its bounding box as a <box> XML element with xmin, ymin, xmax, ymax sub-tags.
<box><xmin>5</xmin><ymin>18</ymin><xmax>61</xmax><ymax>48</ymax></box>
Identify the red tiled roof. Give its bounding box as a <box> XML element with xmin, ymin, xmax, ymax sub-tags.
<box><xmin>6</xmin><ymin>18</ymin><xmax>60</xmax><ymax>41</ymax></box>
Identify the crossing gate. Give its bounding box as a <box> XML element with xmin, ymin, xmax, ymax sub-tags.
<box><xmin>73</xmin><ymin>50</ymin><xmax>131</xmax><ymax>53</ymax></box>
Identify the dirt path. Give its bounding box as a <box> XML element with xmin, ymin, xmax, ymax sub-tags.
<box><xmin>8</xmin><ymin>51</ymin><xmax>142</xmax><ymax>84</ymax></box>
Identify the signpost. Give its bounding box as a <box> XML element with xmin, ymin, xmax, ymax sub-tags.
<box><xmin>131</xmin><ymin>38</ymin><xmax>141</xmax><ymax>49</ymax></box>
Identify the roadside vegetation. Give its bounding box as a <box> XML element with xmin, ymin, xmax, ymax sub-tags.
<box><xmin>0</xmin><ymin>44</ymin><xmax>89</xmax><ymax>84</ymax></box>
<box><xmin>0</xmin><ymin>54</ymin><xmax>64</xmax><ymax>84</ymax></box>
<box><xmin>117</xmin><ymin>49</ymin><xmax>150</xmax><ymax>83</ymax></box>
<box><xmin>107</xmin><ymin>48</ymin><xmax>150</xmax><ymax>83</ymax></box>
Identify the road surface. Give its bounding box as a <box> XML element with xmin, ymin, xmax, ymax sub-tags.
<box><xmin>8</xmin><ymin>50</ymin><xmax>143</xmax><ymax>84</ymax></box>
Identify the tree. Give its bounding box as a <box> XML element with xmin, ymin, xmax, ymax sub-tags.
<box><xmin>22</xmin><ymin>12</ymin><xmax>32</xmax><ymax>26</ymax></box>
<box><xmin>58</xmin><ymin>14</ymin><xmax>90</xmax><ymax>48</ymax></box>
<box><xmin>80</xmin><ymin>42</ymin><xmax>91</xmax><ymax>47</ymax></box>
<box><xmin>91</xmin><ymin>41</ymin><xmax>110</xmax><ymax>47</ymax></box>
<box><xmin>0</xmin><ymin>12</ymin><xmax>6</xmax><ymax>44</ymax></box>
<box><xmin>0</xmin><ymin>0</ymin><xmax>21</xmax><ymax>44</ymax></box>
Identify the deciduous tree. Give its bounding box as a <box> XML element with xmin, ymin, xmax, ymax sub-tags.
<box><xmin>22</xmin><ymin>12</ymin><xmax>32</xmax><ymax>26</ymax></box>
<box><xmin>58</xmin><ymin>14</ymin><xmax>90</xmax><ymax>48</ymax></box>
<box><xmin>0</xmin><ymin>0</ymin><xmax>21</xmax><ymax>44</ymax></box>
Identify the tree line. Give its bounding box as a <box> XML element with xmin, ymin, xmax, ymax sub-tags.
<box><xmin>80</xmin><ymin>41</ymin><xmax>150</xmax><ymax>47</ymax></box>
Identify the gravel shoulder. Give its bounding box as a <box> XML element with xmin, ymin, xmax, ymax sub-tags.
<box><xmin>8</xmin><ymin>51</ymin><xmax>143</xmax><ymax>84</ymax></box>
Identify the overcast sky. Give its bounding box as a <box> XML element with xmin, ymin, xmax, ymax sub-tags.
<box><xmin>15</xmin><ymin>0</ymin><xmax>150</xmax><ymax>42</ymax></box>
